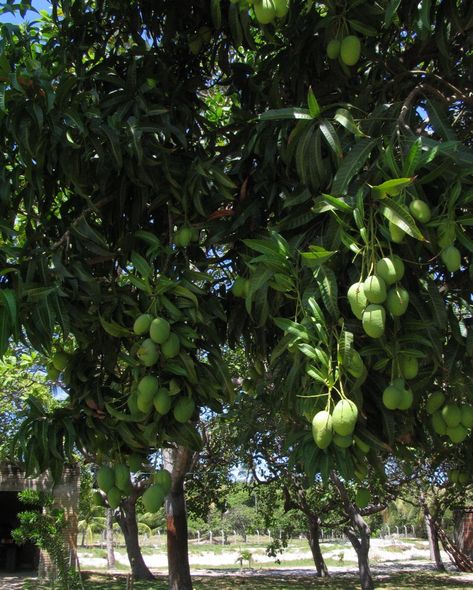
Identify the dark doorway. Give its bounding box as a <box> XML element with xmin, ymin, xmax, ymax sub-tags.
<box><xmin>0</xmin><ymin>492</ymin><xmax>39</xmax><ymax>572</ymax></box>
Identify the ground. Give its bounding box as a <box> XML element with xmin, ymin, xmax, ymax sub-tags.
<box><xmin>2</xmin><ymin>536</ymin><xmax>473</xmax><ymax>589</ymax></box>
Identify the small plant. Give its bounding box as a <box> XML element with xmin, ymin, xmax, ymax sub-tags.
<box><xmin>12</xmin><ymin>490</ymin><xmax>82</xmax><ymax>590</ymax></box>
<box><xmin>236</xmin><ymin>549</ymin><xmax>252</xmax><ymax>568</ymax></box>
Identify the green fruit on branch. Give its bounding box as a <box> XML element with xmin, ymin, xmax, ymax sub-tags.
<box><xmin>432</xmin><ymin>411</ymin><xmax>447</xmax><ymax>435</ymax></box>
<box><xmin>311</xmin><ymin>410</ymin><xmax>333</xmax><ymax>449</ymax></box>
<box><xmin>437</xmin><ymin>220</ymin><xmax>456</xmax><ymax>249</ymax></box>
<box><xmin>376</xmin><ymin>256</ymin><xmax>404</xmax><ymax>285</ymax></box>
<box><xmin>340</xmin><ymin>35</ymin><xmax>361</xmax><ymax>66</ymax></box>
<box><xmin>458</xmin><ymin>472</ymin><xmax>469</xmax><ymax>484</ymax></box>
<box><xmin>409</xmin><ymin>199</ymin><xmax>432</xmax><ymax>223</ymax></box>
<box><xmin>97</xmin><ymin>466</ymin><xmax>115</xmax><ymax>493</ymax></box>
<box><xmin>386</xmin><ymin>286</ymin><xmax>409</xmax><ymax>316</ymax></box>
<box><xmin>332</xmin><ymin>399</ymin><xmax>358</xmax><ymax>436</ymax></box>
<box><xmin>389</xmin><ymin>221</ymin><xmax>405</xmax><ymax>243</ymax></box>
<box><xmin>399</xmin><ymin>355</ymin><xmax>419</xmax><ymax>380</ymax></box>
<box><xmin>441</xmin><ymin>245</ymin><xmax>461</xmax><ymax>272</ymax></box>
<box><xmin>447</xmin><ymin>424</ymin><xmax>468</xmax><ymax>444</ymax></box>
<box><xmin>161</xmin><ymin>333</ymin><xmax>180</xmax><ymax>358</ymax></box>
<box><xmin>154</xmin><ymin>388</ymin><xmax>172</xmax><ymax>414</ymax></box>
<box><xmin>273</xmin><ymin>0</ymin><xmax>289</xmax><ymax>18</ymax></box>
<box><xmin>137</xmin><ymin>384</ymin><xmax>156</xmax><ymax>414</ymax></box>
<box><xmin>232</xmin><ymin>276</ymin><xmax>249</xmax><ymax>297</ymax></box>
<box><xmin>347</xmin><ymin>282</ymin><xmax>367</xmax><ymax>319</ymax></box>
<box><xmin>107</xmin><ymin>487</ymin><xmax>122</xmax><ymax>509</ymax></box>
<box><xmin>133</xmin><ymin>313</ymin><xmax>153</xmax><ymax>336</ymax></box>
<box><xmin>382</xmin><ymin>384</ymin><xmax>402</xmax><ymax>410</ymax></box>
<box><xmin>397</xmin><ymin>386</ymin><xmax>413</xmax><ymax>410</ymax></box>
<box><xmin>461</xmin><ymin>405</ymin><xmax>473</xmax><ymax>429</ymax></box>
<box><xmin>114</xmin><ymin>464</ymin><xmax>131</xmax><ymax>492</ymax></box>
<box><xmin>426</xmin><ymin>391</ymin><xmax>445</xmax><ymax>415</ymax></box>
<box><xmin>52</xmin><ymin>351</ymin><xmax>70</xmax><ymax>371</ymax></box>
<box><xmin>188</xmin><ymin>37</ymin><xmax>202</xmax><ymax>55</ymax></box>
<box><xmin>149</xmin><ymin>317</ymin><xmax>171</xmax><ymax>344</ymax></box>
<box><xmin>354</xmin><ymin>435</ymin><xmax>370</xmax><ymax>454</ymax></box>
<box><xmin>355</xmin><ymin>488</ymin><xmax>371</xmax><ymax>509</ymax></box>
<box><xmin>448</xmin><ymin>469</ymin><xmax>460</xmax><ymax>483</ymax></box>
<box><xmin>174</xmin><ymin>226</ymin><xmax>193</xmax><ymax>247</ymax></box>
<box><xmin>92</xmin><ymin>491</ymin><xmax>105</xmax><ymax>507</ymax></box>
<box><xmin>326</xmin><ymin>39</ymin><xmax>340</xmax><ymax>59</ymax></box>
<box><xmin>142</xmin><ymin>485</ymin><xmax>165</xmax><ymax>512</ymax></box>
<box><xmin>254</xmin><ymin>0</ymin><xmax>276</xmax><ymax>24</ymax></box>
<box><xmin>153</xmin><ymin>469</ymin><xmax>172</xmax><ymax>494</ymax></box>
<box><xmin>46</xmin><ymin>364</ymin><xmax>60</xmax><ymax>381</ymax></box>
<box><xmin>441</xmin><ymin>404</ymin><xmax>462</xmax><ymax>428</ymax></box>
<box><xmin>333</xmin><ymin>433</ymin><xmax>353</xmax><ymax>448</ymax></box>
<box><xmin>198</xmin><ymin>26</ymin><xmax>212</xmax><ymax>44</ymax></box>
<box><xmin>138</xmin><ymin>375</ymin><xmax>160</xmax><ymax>397</ymax></box>
<box><xmin>173</xmin><ymin>396</ymin><xmax>196</xmax><ymax>423</ymax></box>
<box><xmin>362</xmin><ymin>304</ymin><xmax>386</xmax><ymax>338</ymax></box>
<box><xmin>137</xmin><ymin>338</ymin><xmax>159</xmax><ymax>366</ymax></box>
<box><xmin>363</xmin><ymin>275</ymin><xmax>387</xmax><ymax>304</ymax></box>
<box><xmin>127</xmin><ymin>454</ymin><xmax>143</xmax><ymax>473</ymax></box>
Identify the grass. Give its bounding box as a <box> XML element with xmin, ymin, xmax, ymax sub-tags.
<box><xmin>66</xmin><ymin>571</ymin><xmax>472</xmax><ymax>590</ymax></box>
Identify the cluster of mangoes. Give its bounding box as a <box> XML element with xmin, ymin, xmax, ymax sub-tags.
<box><xmin>46</xmin><ymin>350</ymin><xmax>71</xmax><ymax>381</ymax></box>
<box><xmin>390</xmin><ymin>198</ymin><xmax>462</xmax><ymax>273</ymax></box>
<box><xmin>95</xmin><ymin>460</ymin><xmax>172</xmax><ymax>512</ymax></box>
<box><xmin>95</xmin><ymin>461</ymin><xmax>134</xmax><ymax>509</ymax></box>
<box><xmin>448</xmin><ymin>468</ymin><xmax>470</xmax><ymax>484</ymax></box>
<box><xmin>134</xmin><ymin>313</ymin><xmax>180</xmax><ymax>366</ymax></box>
<box><xmin>131</xmin><ymin>312</ymin><xmax>196</xmax><ymax>423</ymax></box>
<box><xmin>312</xmin><ymin>399</ymin><xmax>359</xmax><ymax>450</ymax></box>
<box><xmin>427</xmin><ymin>391</ymin><xmax>473</xmax><ymax>444</ymax></box>
<box><xmin>327</xmin><ymin>35</ymin><xmax>361</xmax><ymax>66</ymax></box>
<box><xmin>251</xmin><ymin>0</ymin><xmax>289</xmax><ymax>25</ymax></box>
<box><xmin>347</xmin><ymin>254</ymin><xmax>407</xmax><ymax>340</ymax></box>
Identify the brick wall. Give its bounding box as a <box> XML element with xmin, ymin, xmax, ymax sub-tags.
<box><xmin>0</xmin><ymin>463</ymin><xmax>80</xmax><ymax>577</ymax></box>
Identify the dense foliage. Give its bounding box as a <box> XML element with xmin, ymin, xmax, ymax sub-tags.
<box><xmin>0</xmin><ymin>0</ymin><xmax>472</xmax><ymax>489</ymax></box>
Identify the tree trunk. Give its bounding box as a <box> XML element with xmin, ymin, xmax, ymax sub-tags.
<box><xmin>116</xmin><ymin>496</ymin><xmax>155</xmax><ymax>581</ymax></box>
<box><xmin>345</xmin><ymin>526</ymin><xmax>374</xmax><ymax>590</ymax></box>
<box><xmin>421</xmin><ymin>494</ymin><xmax>445</xmax><ymax>571</ymax></box>
<box><xmin>306</xmin><ymin>514</ymin><xmax>329</xmax><ymax>577</ymax></box>
<box><xmin>331</xmin><ymin>473</ymin><xmax>374</xmax><ymax>590</ymax></box>
<box><xmin>105</xmin><ymin>508</ymin><xmax>115</xmax><ymax>570</ymax></box>
<box><xmin>163</xmin><ymin>446</ymin><xmax>194</xmax><ymax>590</ymax></box>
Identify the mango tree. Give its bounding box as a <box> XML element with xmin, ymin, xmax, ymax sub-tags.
<box><xmin>1</xmin><ymin>2</ymin><xmax>473</xmax><ymax>590</ymax></box>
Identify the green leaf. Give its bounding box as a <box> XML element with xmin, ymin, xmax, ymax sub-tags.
<box><xmin>424</xmin><ymin>100</ymin><xmax>456</xmax><ymax>141</ymax></box>
<box><xmin>0</xmin><ymin>306</ymin><xmax>9</xmax><ymax>356</ymax></box>
<box><xmin>258</xmin><ymin>108</ymin><xmax>312</xmax><ymax>121</ymax></box>
<box><xmin>348</xmin><ymin>19</ymin><xmax>378</xmax><ymax>36</ymax></box>
<box><xmin>130</xmin><ymin>251</ymin><xmax>152</xmax><ymax>278</ymax></box>
<box><xmin>331</xmin><ymin>138</ymin><xmax>377</xmax><ymax>195</ymax></box>
<box><xmin>307</xmin><ymin>87</ymin><xmax>321</xmax><ymax>119</ymax></box>
<box><xmin>403</xmin><ymin>138</ymin><xmax>423</xmax><ymax>176</ymax></box>
<box><xmin>273</xmin><ymin>318</ymin><xmax>310</xmax><ymax>341</ymax></box>
<box><xmin>300</xmin><ymin>246</ymin><xmax>336</xmax><ymax>267</ymax></box>
<box><xmin>0</xmin><ymin>288</ymin><xmax>16</xmax><ymax>330</ymax></box>
<box><xmin>378</xmin><ymin>196</ymin><xmax>424</xmax><ymax>240</ymax></box>
<box><xmin>385</xmin><ymin>0</ymin><xmax>401</xmax><ymax>26</ymax></box>
<box><xmin>371</xmin><ymin>177</ymin><xmax>414</xmax><ymax>196</ymax></box>
<box><xmin>99</xmin><ymin>315</ymin><xmax>131</xmax><ymax>338</ymax></box>
<box><xmin>319</xmin><ymin>120</ymin><xmax>343</xmax><ymax>159</ymax></box>
<box><xmin>333</xmin><ymin>108</ymin><xmax>364</xmax><ymax>137</ymax></box>
<box><xmin>314</xmin><ymin>266</ymin><xmax>339</xmax><ymax>318</ymax></box>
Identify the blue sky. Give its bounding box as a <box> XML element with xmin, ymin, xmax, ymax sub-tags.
<box><xmin>0</xmin><ymin>0</ymin><xmax>50</xmax><ymax>24</ymax></box>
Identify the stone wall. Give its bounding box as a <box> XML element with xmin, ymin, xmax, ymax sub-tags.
<box><xmin>0</xmin><ymin>463</ymin><xmax>80</xmax><ymax>577</ymax></box>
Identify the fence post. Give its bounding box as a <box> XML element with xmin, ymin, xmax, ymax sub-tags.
<box><xmin>221</xmin><ymin>530</ymin><xmax>225</xmax><ymax>545</ymax></box>
<box><xmin>209</xmin><ymin>530</ymin><xmax>213</xmax><ymax>544</ymax></box>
